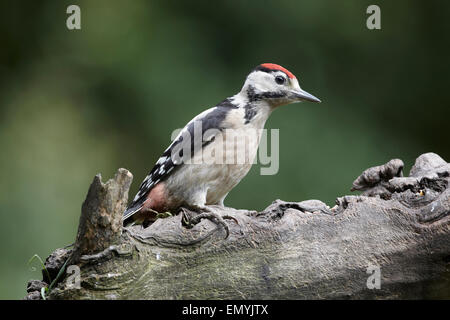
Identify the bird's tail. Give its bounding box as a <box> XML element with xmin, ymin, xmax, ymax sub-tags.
<box><xmin>123</xmin><ymin>205</ymin><xmax>142</xmax><ymax>226</ymax></box>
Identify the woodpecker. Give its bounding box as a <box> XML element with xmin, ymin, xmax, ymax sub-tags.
<box><xmin>124</xmin><ymin>63</ymin><xmax>321</xmax><ymax>230</ymax></box>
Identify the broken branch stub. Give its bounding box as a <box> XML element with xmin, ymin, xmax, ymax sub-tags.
<box><xmin>70</xmin><ymin>168</ymin><xmax>133</xmax><ymax>263</ymax></box>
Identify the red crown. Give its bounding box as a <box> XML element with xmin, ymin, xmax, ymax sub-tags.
<box><xmin>260</xmin><ymin>63</ymin><xmax>296</xmax><ymax>79</ymax></box>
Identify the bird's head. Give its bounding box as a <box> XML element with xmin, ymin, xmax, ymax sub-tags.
<box><xmin>241</xmin><ymin>63</ymin><xmax>321</xmax><ymax>107</ymax></box>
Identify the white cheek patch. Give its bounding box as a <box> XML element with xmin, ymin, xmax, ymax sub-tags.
<box><xmin>245</xmin><ymin>71</ymin><xmax>274</xmax><ymax>92</ymax></box>
<box><xmin>244</xmin><ymin>70</ymin><xmax>290</xmax><ymax>93</ymax></box>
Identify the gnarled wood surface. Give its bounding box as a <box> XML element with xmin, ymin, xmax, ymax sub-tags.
<box><xmin>25</xmin><ymin>153</ymin><xmax>450</xmax><ymax>299</ymax></box>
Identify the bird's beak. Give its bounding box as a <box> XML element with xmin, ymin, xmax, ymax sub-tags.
<box><xmin>291</xmin><ymin>89</ymin><xmax>321</xmax><ymax>103</ymax></box>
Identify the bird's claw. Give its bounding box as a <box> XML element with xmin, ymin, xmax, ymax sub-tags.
<box><xmin>180</xmin><ymin>207</ymin><xmax>237</xmax><ymax>239</ymax></box>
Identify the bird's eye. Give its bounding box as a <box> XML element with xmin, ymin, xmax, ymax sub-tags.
<box><xmin>275</xmin><ymin>76</ymin><xmax>286</xmax><ymax>85</ymax></box>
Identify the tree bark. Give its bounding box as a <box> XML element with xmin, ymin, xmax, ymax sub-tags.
<box><xmin>25</xmin><ymin>153</ymin><xmax>450</xmax><ymax>299</ymax></box>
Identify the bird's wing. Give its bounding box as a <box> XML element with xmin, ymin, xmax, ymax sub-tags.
<box><xmin>123</xmin><ymin>100</ymin><xmax>238</xmax><ymax>220</ymax></box>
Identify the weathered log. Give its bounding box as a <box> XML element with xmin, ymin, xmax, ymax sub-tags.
<box><xmin>24</xmin><ymin>153</ymin><xmax>450</xmax><ymax>299</ymax></box>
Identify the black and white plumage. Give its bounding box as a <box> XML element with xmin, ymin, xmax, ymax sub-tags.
<box><xmin>123</xmin><ymin>63</ymin><xmax>321</xmax><ymax>226</ymax></box>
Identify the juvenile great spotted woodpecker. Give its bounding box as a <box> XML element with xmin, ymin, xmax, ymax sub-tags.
<box><xmin>124</xmin><ymin>63</ymin><xmax>321</xmax><ymax>231</ymax></box>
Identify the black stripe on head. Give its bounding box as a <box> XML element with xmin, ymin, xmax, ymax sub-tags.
<box><xmin>246</xmin><ymin>85</ymin><xmax>286</xmax><ymax>102</ymax></box>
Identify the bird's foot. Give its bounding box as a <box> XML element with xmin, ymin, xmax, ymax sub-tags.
<box><xmin>180</xmin><ymin>206</ymin><xmax>238</xmax><ymax>239</ymax></box>
<box><xmin>155</xmin><ymin>211</ymin><xmax>173</xmax><ymax>219</ymax></box>
<box><xmin>141</xmin><ymin>209</ymin><xmax>172</xmax><ymax>228</ymax></box>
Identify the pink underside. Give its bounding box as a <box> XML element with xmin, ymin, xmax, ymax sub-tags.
<box><xmin>142</xmin><ymin>182</ymin><xmax>168</xmax><ymax>212</ymax></box>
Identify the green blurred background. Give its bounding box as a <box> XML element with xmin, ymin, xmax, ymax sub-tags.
<box><xmin>1</xmin><ymin>0</ymin><xmax>449</xmax><ymax>299</ymax></box>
